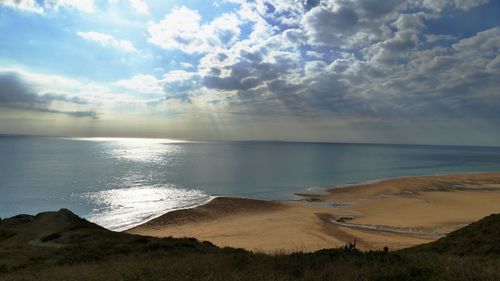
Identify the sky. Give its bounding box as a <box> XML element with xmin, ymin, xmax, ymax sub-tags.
<box><xmin>0</xmin><ymin>0</ymin><xmax>499</xmax><ymax>145</ymax></box>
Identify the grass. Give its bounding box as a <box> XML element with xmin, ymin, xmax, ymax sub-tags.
<box><xmin>39</xmin><ymin>233</ymin><xmax>62</xmax><ymax>243</ymax></box>
<box><xmin>1</xmin><ymin>210</ymin><xmax>500</xmax><ymax>280</ymax></box>
<box><xmin>0</xmin><ymin>230</ymin><xmax>17</xmax><ymax>242</ymax></box>
<box><xmin>404</xmin><ymin>213</ymin><xmax>500</xmax><ymax>256</ymax></box>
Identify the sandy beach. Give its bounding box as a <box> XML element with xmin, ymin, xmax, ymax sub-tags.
<box><xmin>126</xmin><ymin>172</ymin><xmax>500</xmax><ymax>253</ymax></box>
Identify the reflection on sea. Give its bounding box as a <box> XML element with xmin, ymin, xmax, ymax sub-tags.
<box><xmin>76</xmin><ymin>138</ymin><xmax>210</xmax><ymax>231</ymax></box>
<box><xmin>81</xmin><ymin>185</ymin><xmax>212</xmax><ymax>231</ymax></box>
<box><xmin>2</xmin><ymin>136</ymin><xmax>500</xmax><ymax>231</ymax></box>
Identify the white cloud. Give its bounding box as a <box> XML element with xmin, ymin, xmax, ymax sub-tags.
<box><xmin>180</xmin><ymin>62</ymin><xmax>194</xmax><ymax>69</ymax></box>
<box><xmin>232</xmin><ymin>0</ymin><xmax>306</xmax><ymax>26</ymax></box>
<box><xmin>370</xmin><ymin>29</ymin><xmax>420</xmax><ymax>64</ymax></box>
<box><xmin>129</xmin><ymin>0</ymin><xmax>148</xmax><ymax>14</ymax></box>
<box><xmin>162</xmin><ymin>71</ymin><xmax>201</xmax><ymax>101</ymax></box>
<box><xmin>421</xmin><ymin>0</ymin><xmax>489</xmax><ymax>11</ymax></box>
<box><xmin>0</xmin><ymin>0</ymin><xmax>43</xmax><ymax>13</ymax></box>
<box><xmin>144</xmin><ymin>0</ymin><xmax>500</xmax><ymax>122</ymax></box>
<box><xmin>3</xmin><ymin>0</ymin><xmax>499</xmax><ymax>142</ymax></box>
<box><xmin>452</xmin><ymin>27</ymin><xmax>500</xmax><ymax>52</ymax></box>
<box><xmin>302</xmin><ymin>0</ymin><xmax>406</xmax><ymax>48</ymax></box>
<box><xmin>486</xmin><ymin>54</ymin><xmax>500</xmax><ymax>73</ymax></box>
<box><xmin>1</xmin><ymin>0</ymin><xmax>96</xmax><ymax>13</ymax></box>
<box><xmin>0</xmin><ymin>67</ymin><xmax>104</xmax><ymax>118</ymax></box>
<box><xmin>0</xmin><ymin>67</ymin><xmax>84</xmax><ymax>94</ymax></box>
<box><xmin>306</xmin><ymin>51</ymin><xmax>324</xmax><ymax>59</ymax></box>
<box><xmin>148</xmin><ymin>6</ymin><xmax>241</xmax><ymax>54</ymax></box>
<box><xmin>114</xmin><ymin>75</ymin><xmax>164</xmax><ymax>95</ymax></box>
<box><xmin>147</xmin><ymin>7</ymin><xmax>204</xmax><ymax>53</ymax></box>
<box><xmin>393</xmin><ymin>13</ymin><xmax>425</xmax><ymax>31</ymax></box>
<box><xmin>0</xmin><ymin>67</ymin><xmax>158</xmax><ymax>111</ymax></box>
<box><xmin>454</xmin><ymin>0</ymin><xmax>489</xmax><ymax>10</ymax></box>
<box><xmin>46</xmin><ymin>0</ymin><xmax>96</xmax><ymax>13</ymax></box>
<box><xmin>283</xmin><ymin>29</ymin><xmax>307</xmax><ymax>47</ymax></box>
<box><xmin>77</xmin><ymin>31</ymin><xmax>137</xmax><ymax>52</ymax></box>
<box><xmin>206</xmin><ymin>13</ymin><xmax>241</xmax><ymax>48</ymax></box>
<box><xmin>163</xmin><ymin>70</ymin><xmax>198</xmax><ymax>83</ymax></box>
<box><xmin>114</xmin><ymin>71</ymin><xmax>203</xmax><ymax>100</ymax></box>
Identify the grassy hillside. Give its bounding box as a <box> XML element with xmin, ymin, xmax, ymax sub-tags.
<box><xmin>1</xmin><ymin>210</ymin><xmax>500</xmax><ymax>281</ymax></box>
<box><xmin>403</xmin><ymin>213</ymin><xmax>500</xmax><ymax>256</ymax></box>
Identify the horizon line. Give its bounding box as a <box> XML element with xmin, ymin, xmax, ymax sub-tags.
<box><xmin>1</xmin><ymin>133</ymin><xmax>499</xmax><ymax>149</ymax></box>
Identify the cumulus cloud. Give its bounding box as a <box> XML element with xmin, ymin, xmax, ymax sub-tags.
<box><xmin>350</xmin><ymin>27</ymin><xmax>500</xmax><ymax>119</ymax></box>
<box><xmin>130</xmin><ymin>0</ymin><xmax>499</xmax><ymax>121</ymax></box>
<box><xmin>3</xmin><ymin>0</ymin><xmax>498</xmax><ymax>142</ymax></box>
<box><xmin>147</xmin><ymin>6</ymin><xmax>203</xmax><ymax>53</ymax></box>
<box><xmin>306</xmin><ymin>51</ymin><xmax>324</xmax><ymax>59</ymax></box>
<box><xmin>114</xmin><ymin>71</ymin><xmax>202</xmax><ymax>102</ymax></box>
<box><xmin>0</xmin><ymin>72</ymin><xmax>97</xmax><ymax>118</ymax></box>
<box><xmin>148</xmin><ymin>7</ymin><xmax>241</xmax><ymax>53</ymax></box>
<box><xmin>452</xmin><ymin>27</ymin><xmax>500</xmax><ymax>52</ymax></box>
<box><xmin>77</xmin><ymin>31</ymin><xmax>137</xmax><ymax>52</ymax></box>
<box><xmin>0</xmin><ymin>0</ymin><xmax>43</xmax><ymax>13</ymax></box>
<box><xmin>179</xmin><ymin>0</ymin><xmax>498</xmax><ymax>122</ymax></box>
<box><xmin>1</xmin><ymin>0</ymin><xmax>96</xmax><ymax>13</ymax></box>
<box><xmin>369</xmin><ymin>29</ymin><xmax>420</xmax><ymax>64</ymax></box>
<box><xmin>302</xmin><ymin>0</ymin><xmax>406</xmax><ymax>47</ymax></box>
<box><xmin>235</xmin><ymin>0</ymin><xmax>308</xmax><ymax>26</ymax></box>
<box><xmin>129</xmin><ymin>0</ymin><xmax>148</xmax><ymax>14</ymax></box>
<box><xmin>47</xmin><ymin>0</ymin><xmax>96</xmax><ymax>13</ymax></box>
<box><xmin>39</xmin><ymin>93</ymin><xmax>90</xmax><ymax>105</ymax></box>
<box><xmin>421</xmin><ymin>0</ymin><xmax>489</xmax><ymax>11</ymax></box>
<box><xmin>198</xmin><ymin>0</ymin><xmax>498</xmax><ymax>120</ymax></box>
<box><xmin>203</xmin><ymin>50</ymin><xmax>300</xmax><ymax>92</ymax></box>
<box><xmin>163</xmin><ymin>71</ymin><xmax>201</xmax><ymax>102</ymax></box>
<box><xmin>114</xmin><ymin>75</ymin><xmax>164</xmax><ymax>95</ymax></box>
<box><xmin>180</xmin><ymin>62</ymin><xmax>194</xmax><ymax>69</ymax></box>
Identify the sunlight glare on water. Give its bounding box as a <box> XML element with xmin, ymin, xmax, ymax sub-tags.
<box><xmin>3</xmin><ymin>136</ymin><xmax>500</xmax><ymax>231</ymax></box>
<box><xmin>81</xmin><ymin>185</ymin><xmax>212</xmax><ymax>231</ymax></box>
<box><xmin>108</xmin><ymin>139</ymin><xmax>181</xmax><ymax>162</ymax></box>
<box><xmin>73</xmin><ymin>137</ymin><xmax>210</xmax><ymax>231</ymax></box>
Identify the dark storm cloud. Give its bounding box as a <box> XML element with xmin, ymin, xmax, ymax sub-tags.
<box><xmin>0</xmin><ymin>72</ymin><xmax>97</xmax><ymax>118</ymax></box>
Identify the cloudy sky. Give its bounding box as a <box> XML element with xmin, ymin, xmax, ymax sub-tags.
<box><xmin>0</xmin><ymin>0</ymin><xmax>499</xmax><ymax>145</ymax></box>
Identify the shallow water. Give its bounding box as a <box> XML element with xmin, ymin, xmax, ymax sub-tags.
<box><xmin>1</xmin><ymin>136</ymin><xmax>500</xmax><ymax>230</ymax></box>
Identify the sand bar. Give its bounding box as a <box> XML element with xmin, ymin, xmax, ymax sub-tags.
<box><xmin>126</xmin><ymin>172</ymin><xmax>500</xmax><ymax>253</ymax></box>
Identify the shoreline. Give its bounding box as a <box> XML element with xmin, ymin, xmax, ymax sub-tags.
<box><xmin>302</xmin><ymin>169</ymin><xmax>500</xmax><ymax>194</ymax></box>
<box><xmin>126</xmin><ymin>171</ymin><xmax>500</xmax><ymax>253</ymax></box>
<box><xmin>114</xmin><ymin>195</ymin><xmax>217</xmax><ymax>232</ymax></box>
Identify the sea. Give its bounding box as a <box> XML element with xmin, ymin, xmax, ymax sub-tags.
<box><xmin>1</xmin><ymin>135</ymin><xmax>500</xmax><ymax>231</ymax></box>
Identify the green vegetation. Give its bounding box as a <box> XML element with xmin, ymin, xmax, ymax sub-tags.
<box><xmin>0</xmin><ymin>230</ymin><xmax>17</xmax><ymax>242</ymax></box>
<box><xmin>39</xmin><ymin>233</ymin><xmax>62</xmax><ymax>243</ymax></box>
<box><xmin>1</xmin><ymin>210</ymin><xmax>500</xmax><ymax>281</ymax></box>
<box><xmin>404</xmin><ymin>213</ymin><xmax>500</xmax><ymax>256</ymax></box>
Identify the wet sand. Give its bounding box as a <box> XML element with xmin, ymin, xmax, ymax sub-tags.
<box><xmin>126</xmin><ymin>172</ymin><xmax>500</xmax><ymax>253</ymax></box>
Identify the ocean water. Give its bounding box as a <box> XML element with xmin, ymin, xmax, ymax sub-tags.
<box><xmin>1</xmin><ymin>136</ymin><xmax>500</xmax><ymax>231</ymax></box>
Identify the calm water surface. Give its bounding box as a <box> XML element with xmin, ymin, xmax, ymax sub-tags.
<box><xmin>1</xmin><ymin>136</ymin><xmax>500</xmax><ymax>230</ymax></box>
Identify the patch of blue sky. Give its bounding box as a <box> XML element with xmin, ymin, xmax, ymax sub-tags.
<box><xmin>0</xmin><ymin>7</ymin><xmax>146</xmax><ymax>81</ymax></box>
<box><xmin>425</xmin><ymin>1</ymin><xmax>500</xmax><ymax>38</ymax></box>
<box><xmin>149</xmin><ymin>0</ymin><xmax>240</xmax><ymax>23</ymax></box>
